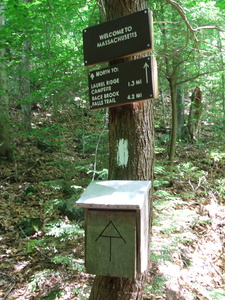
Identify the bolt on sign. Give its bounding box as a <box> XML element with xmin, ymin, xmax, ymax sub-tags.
<box><xmin>88</xmin><ymin>56</ymin><xmax>158</xmax><ymax>109</ymax></box>
<box><xmin>83</xmin><ymin>9</ymin><xmax>153</xmax><ymax>66</ymax></box>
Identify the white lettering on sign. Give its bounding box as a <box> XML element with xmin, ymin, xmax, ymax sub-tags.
<box><xmin>96</xmin><ymin>69</ymin><xmax>111</xmax><ymax>77</ymax></box>
<box><xmin>98</xmin><ymin>26</ymin><xmax>133</xmax><ymax>41</ymax></box>
<box><xmin>104</xmin><ymin>98</ymin><xmax>116</xmax><ymax>104</ymax></box>
<box><xmin>92</xmin><ymin>95</ymin><xmax>103</xmax><ymax>101</ymax></box>
<box><xmin>127</xmin><ymin>93</ymin><xmax>143</xmax><ymax>100</ymax></box>
<box><xmin>90</xmin><ymin>73</ymin><xmax>120</xmax><ymax>107</ymax></box>
<box><xmin>128</xmin><ymin>79</ymin><xmax>142</xmax><ymax>86</ymax></box>
<box><xmin>91</xmin><ymin>86</ymin><xmax>111</xmax><ymax>94</ymax></box>
<box><xmin>91</xmin><ymin>82</ymin><xmax>105</xmax><ymax>89</ymax></box>
<box><xmin>117</xmin><ymin>139</ymin><xmax>129</xmax><ymax>167</ymax></box>
<box><xmin>97</xmin><ymin>32</ymin><xmax>138</xmax><ymax>48</ymax></box>
<box><xmin>92</xmin><ymin>100</ymin><xmax>104</xmax><ymax>106</ymax></box>
<box><xmin>99</xmin><ymin>28</ymin><xmax>125</xmax><ymax>40</ymax></box>
<box><xmin>104</xmin><ymin>91</ymin><xmax>119</xmax><ymax>99</ymax></box>
<box><xmin>97</xmin><ymin>25</ymin><xmax>138</xmax><ymax>49</ymax></box>
<box><xmin>112</xmin><ymin>67</ymin><xmax>119</xmax><ymax>73</ymax></box>
<box><xmin>106</xmin><ymin>78</ymin><xmax>119</xmax><ymax>85</ymax></box>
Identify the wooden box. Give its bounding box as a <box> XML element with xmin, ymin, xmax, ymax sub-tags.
<box><xmin>76</xmin><ymin>180</ymin><xmax>151</xmax><ymax>278</ymax></box>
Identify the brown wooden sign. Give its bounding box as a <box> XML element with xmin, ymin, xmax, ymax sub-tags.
<box><xmin>83</xmin><ymin>9</ymin><xmax>153</xmax><ymax>66</ymax></box>
<box><xmin>88</xmin><ymin>56</ymin><xmax>158</xmax><ymax>110</ymax></box>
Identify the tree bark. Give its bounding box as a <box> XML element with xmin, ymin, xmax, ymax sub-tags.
<box><xmin>20</xmin><ymin>0</ymin><xmax>32</xmax><ymax>132</ymax></box>
<box><xmin>20</xmin><ymin>38</ymin><xmax>32</xmax><ymax>131</ymax></box>
<box><xmin>0</xmin><ymin>4</ymin><xmax>12</xmax><ymax>160</ymax></box>
<box><xmin>176</xmin><ymin>85</ymin><xmax>184</xmax><ymax>138</ymax></box>
<box><xmin>89</xmin><ymin>1</ymin><xmax>155</xmax><ymax>299</ymax></box>
<box><xmin>217</xmin><ymin>31</ymin><xmax>225</xmax><ymax>127</ymax></box>
<box><xmin>187</xmin><ymin>86</ymin><xmax>203</xmax><ymax>140</ymax></box>
<box><xmin>168</xmin><ymin>79</ymin><xmax>177</xmax><ymax>165</ymax></box>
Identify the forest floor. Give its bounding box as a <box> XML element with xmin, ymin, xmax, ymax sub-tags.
<box><xmin>0</xmin><ymin>106</ymin><xmax>225</xmax><ymax>300</ymax></box>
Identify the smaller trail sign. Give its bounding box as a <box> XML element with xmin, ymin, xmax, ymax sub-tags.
<box><xmin>83</xmin><ymin>9</ymin><xmax>153</xmax><ymax>66</ymax></box>
<box><xmin>88</xmin><ymin>56</ymin><xmax>158</xmax><ymax>110</ymax></box>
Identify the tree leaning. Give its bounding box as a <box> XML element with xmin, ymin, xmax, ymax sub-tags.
<box><xmin>89</xmin><ymin>0</ymin><xmax>155</xmax><ymax>299</ymax></box>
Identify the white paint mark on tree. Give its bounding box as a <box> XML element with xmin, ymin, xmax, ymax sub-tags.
<box><xmin>117</xmin><ymin>139</ymin><xmax>129</xmax><ymax>166</ymax></box>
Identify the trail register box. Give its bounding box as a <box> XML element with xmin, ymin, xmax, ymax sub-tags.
<box><xmin>76</xmin><ymin>180</ymin><xmax>151</xmax><ymax>278</ymax></box>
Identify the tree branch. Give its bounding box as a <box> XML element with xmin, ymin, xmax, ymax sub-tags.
<box><xmin>166</xmin><ymin>0</ymin><xmax>225</xmax><ymax>42</ymax></box>
<box><xmin>176</xmin><ymin>68</ymin><xmax>225</xmax><ymax>86</ymax></box>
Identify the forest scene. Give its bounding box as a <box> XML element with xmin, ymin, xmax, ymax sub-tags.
<box><xmin>0</xmin><ymin>0</ymin><xmax>225</xmax><ymax>299</ymax></box>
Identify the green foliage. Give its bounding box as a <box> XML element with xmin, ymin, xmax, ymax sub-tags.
<box><xmin>31</xmin><ymin>125</ymin><xmax>65</xmax><ymax>153</ymax></box>
<box><xmin>87</xmin><ymin>168</ymin><xmax>108</xmax><ymax>180</ymax></box>
<box><xmin>151</xmin><ymin>246</ymin><xmax>172</xmax><ymax>263</ymax></box>
<box><xmin>217</xmin><ymin>178</ymin><xmax>225</xmax><ymax>194</ymax></box>
<box><xmin>210</xmin><ymin>151</ymin><xmax>225</xmax><ymax>162</ymax></box>
<box><xmin>28</xmin><ymin>270</ymin><xmax>64</xmax><ymax>298</ymax></box>
<box><xmin>2</xmin><ymin>0</ymin><xmax>99</xmax><ymax>111</ymax></box>
<box><xmin>26</xmin><ymin>219</ymin><xmax>84</xmax><ymax>271</ymax></box>
<box><xmin>147</xmin><ymin>273</ymin><xmax>167</xmax><ymax>297</ymax></box>
<box><xmin>176</xmin><ymin>162</ymin><xmax>206</xmax><ymax>181</ymax></box>
<box><xmin>18</xmin><ymin>217</ymin><xmax>43</xmax><ymax>237</ymax></box>
<box><xmin>41</xmin><ymin>179</ymin><xmax>85</xmax><ymax>221</ymax></box>
<box><xmin>51</xmin><ymin>255</ymin><xmax>84</xmax><ymax>271</ymax></box>
<box><xmin>75</xmin><ymin>130</ymin><xmax>108</xmax><ymax>155</ymax></box>
<box><xmin>215</xmin><ymin>0</ymin><xmax>225</xmax><ymax>9</ymax></box>
<box><xmin>20</xmin><ymin>184</ymin><xmax>37</xmax><ymax>201</ymax></box>
<box><xmin>45</xmin><ymin>220</ymin><xmax>84</xmax><ymax>240</ymax></box>
<box><xmin>41</xmin><ymin>286</ymin><xmax>63</xmax><ymax>300</ymax></box>
<box><xmin>208</xmin><ymin>288</ymin><xmax>225</xmax><ymax>299</ymax></box>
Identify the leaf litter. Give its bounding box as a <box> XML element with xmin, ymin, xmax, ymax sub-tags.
<box><xmin>0</xmin><ymin>108</ymin><xmax>225</xmax><ymax>299</ymax></box>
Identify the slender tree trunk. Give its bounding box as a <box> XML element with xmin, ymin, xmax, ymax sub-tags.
<box><xmin>176</xmin><ymin>85</ymin><xmax>184</xmax><ymax>138</ymax></box>
<box><xmin>187</xmin><ymin>87</ymin><xmax>203</xmax><ymax>140</ymax></box>
<box><xmin>159</xmin><ymin>4</ymin><xmax>178</xmax><ymax>164</ymax></box>
<box><xmin>0</xmin><ymin>4</ymin><xmax>12</xmax><ymax>160</ymax></box>
<box><xmin>160</xmin><ymin>89</ymin><xmax>167</xmax><ymax>129</ymax></box>
<box><xmin>20</xmin><ymin>38</ymin><xmax>32</xmax><ymax>131</ymax></box>
<box><xmin>222</xmin><ymin>73</ymin><xmax>225</xmax><ymax>126</ymax></box>
<box><xmin>20</xmin><ymin>0</ymin><xmax>32</xmax><ymax>131</ymax></box>
<box><xmin>217</xmin><ymin>31</ymin><xmax>225</xmax><ymax>127</ymax></box>
<box><xmin>89</xmin><ymin>1</ymin><xmax>155</xmax><ymax>299</ymax></box>
<box><xmin>168</xmin><ymin>79</ymin><xmax>177</xmax><ymax>164</ymax></box>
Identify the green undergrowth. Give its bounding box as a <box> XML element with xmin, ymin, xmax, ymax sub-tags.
<box><xmin>26</xmin><ymin>219</ymin><xmax>84</xmax><ymax>270</ymax></box>
<box><xmin>150</xmin><ymin>142</ymin><xmax>225</xmax><ymax>298</ymax></box>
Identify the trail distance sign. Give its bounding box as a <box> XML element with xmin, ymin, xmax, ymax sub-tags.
<box><xmin>88</xmin><ymin>56</ymin><xmax>158</xmax><ymax>110</ymax></box>
<box><xmin>83</xmin><ymin>9</ymin><xmax>153</xmax><ymax>66</ymax></box>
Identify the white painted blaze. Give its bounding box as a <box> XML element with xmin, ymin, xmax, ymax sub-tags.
<box><xmin>117</xmin><ymin>139</ymin><xmax>129</xmax><ymax>167</ymax></box>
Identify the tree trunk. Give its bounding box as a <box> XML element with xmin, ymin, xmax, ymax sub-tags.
<box><xmin>160</xmin><ymin>89</ymin><xmax>167</xmax><ymax>129</ymax></box>
<box><xmin>222</xmin><ymin>73</ymin><xmax>225</xmax><ymax>127</ymax></box>
<box><xmin>168</xmin><ymin>80</ymin><xmax>177</xmax><ymax>165</ymax></box>
<box><xmin>187</xmin><ymin>86</ymin><xmax>203</xmax><ymax>140</ymax></box>
<box><xmin>176</xmin><ymin>85</ymin><xmax>185</xmax><ymax>138</ymax></box>
<box><xmin>0</xmin><ymin>4</ymin><xmax>12</xmax><ymax>160</ymax></box>
<box><xmin>20</xmin><ymin>0</ymin><xmax>32</xmax><ymax>132</ymax></box>
<box><xmin>217</xmin><ymin>31</ymin><xmax>225</xmax><ymax>127</ymax></box>
<box><xmin>159</xmin><ymin>5</ymin><xmax>177</xmax><ymax>165</ymax></box>
<box><xmin>89</xmin><ymin>1</ymin><xmax>155</xmax><ymax>299</ymax></box>
<box><xmin>20</xmin><ymin>38</ymin><xmax>32</xmax><ymax>131</ymax></box>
